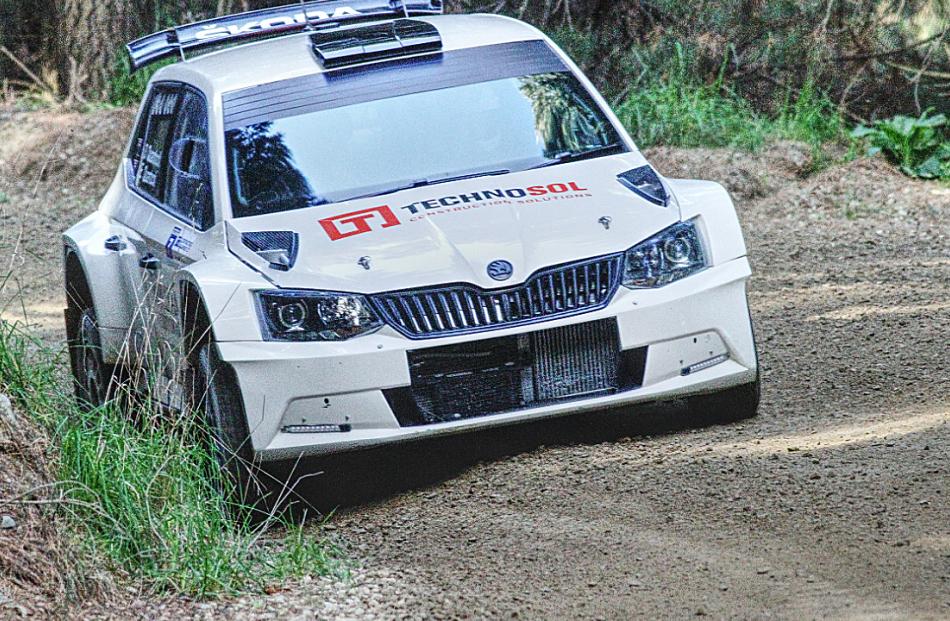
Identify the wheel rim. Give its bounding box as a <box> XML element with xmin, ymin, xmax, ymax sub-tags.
<box><xmin>78</xmin><ymin>312</ymin><xmax>105</xmax><ymax>406</ymax></box>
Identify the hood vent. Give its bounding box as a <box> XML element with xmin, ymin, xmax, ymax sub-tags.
<box><xmin>241</xmin><ymin>231</ymin><xmax>300</xmax><ymax>272</ymax></box>
<box><xmin>617</xmin><ymin>166</ymin><xmax>669</xmax><ymax>207</ymax></box>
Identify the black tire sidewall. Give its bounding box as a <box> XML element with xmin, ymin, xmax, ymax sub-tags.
<box><xmin>70</xmin><ymin>307</ymin><xmax>111</xmax><ymax>408</ymax></box>
<box><xmin>194</xmin><ymin>342</ymin><xmax>264</xmax><ymax>512</ymax></box>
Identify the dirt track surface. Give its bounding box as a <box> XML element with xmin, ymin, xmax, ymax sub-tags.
<box><xmin>1</xmin><ymin>109</ymin><xmax>948</xmax><ymax>619</ymax></box>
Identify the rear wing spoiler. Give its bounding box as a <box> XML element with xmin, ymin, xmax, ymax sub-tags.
<box><xmin>126</xmin><ymin>0</ymin><xmax>444</xmax><ymax>72</ymax></box>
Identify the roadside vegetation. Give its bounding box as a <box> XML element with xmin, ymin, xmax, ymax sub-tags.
<box><xmin>0</xmin><ymin>321</ymin><xmax>342</xmax><ymax>599</ymax></box>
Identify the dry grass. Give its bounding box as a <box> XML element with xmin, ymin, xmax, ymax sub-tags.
<box><xmin>0</xmin><ymin>394</ymin><xmax>115</xmax><ymax>617</ymax></box>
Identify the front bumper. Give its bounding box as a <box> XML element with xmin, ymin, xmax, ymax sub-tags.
<box><xmin>219</xmin><ymin>257</ymin><xmax>756</xmax><ymax>461</ymax></box>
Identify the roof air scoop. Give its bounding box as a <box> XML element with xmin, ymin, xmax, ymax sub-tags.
<box><xmin>311</xmin><ymin>19</ymin><xmax>442</xmax><ymax>68</ymax></box>
<box><xmin>241</xmin><ymin>231</ymin><xmax>300</xmax><ymax>272</ymax></box>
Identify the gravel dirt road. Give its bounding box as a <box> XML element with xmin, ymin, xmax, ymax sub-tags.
<box><xmin>1</xmin><ymin>110</ymin><xmax>948</xmax><ymax>619</ymax></box>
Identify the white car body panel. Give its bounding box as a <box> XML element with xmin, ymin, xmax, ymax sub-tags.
<box><xmin>63</xmin><ymin>12</ymin><xmax>758</xmax><ymax>460</ymax></box>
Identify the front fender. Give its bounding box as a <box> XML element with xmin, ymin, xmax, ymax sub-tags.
<box><xmin>63</xmin><ymin>211</ymin><xmax>139</xmax><ymax>365</ymax></box>
<box><xmin>176</xmin><ymin>252</ymin><xmax>272</xmax><ymax>343</ymax></box>
<box><xmin>667</xmin><ymin>178</ymin><xmax>749</xmax><ymax>267</ymax></box>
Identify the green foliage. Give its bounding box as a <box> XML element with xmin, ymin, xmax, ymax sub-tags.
<box><xmin>615</xmin><ymin>45</ymin><xmax>850</xmax><ymax>154</ymax></box>
<box><xmin>0</xmin><ymin>321</ymin><xmax>343</xmax><ymax>597</ymax></box>
<box><xmin>773</xmin><ymin>79</ymin><xmax>849</xmax><ymax>148</ymax></box>
<box><xmin>615</xmin><ymin>45</ymin><xmax>764</xmax><ymax>149</ymax></box>
<box><xmin>107</xmin><ymin>55</ymin><xmax>171</xmax><ymax>107</ymax></box>
<box><xmin>455</xmin><ymin>0</ymin><xmax>949</xmax><ymax>122</ymax></box>
<box><xmin>852</xmin><ymin>110</ymin><xmax>950</xmax><ymax>179</ymax></box>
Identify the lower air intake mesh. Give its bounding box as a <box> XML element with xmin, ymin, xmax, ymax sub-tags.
<box><xmin>533</xmin><ymin>320</ymin><xmax>619</xmax><ymax>401</ymax></box>
<box><xmin>384</xmin><ymin>319</ymin><xmax>647</xmax><ymax>426</ymax></box>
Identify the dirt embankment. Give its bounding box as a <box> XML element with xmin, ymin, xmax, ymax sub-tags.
<box><xmin>1</xmin><ymin>109</ymin><xmax>948</xmax><ymax>619</ymax></box>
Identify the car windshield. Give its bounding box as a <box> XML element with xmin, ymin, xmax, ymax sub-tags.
<box><xmin>225</xmin><ymin>71</ymin><xmax>625</xmax><ymax>217</ymax></box>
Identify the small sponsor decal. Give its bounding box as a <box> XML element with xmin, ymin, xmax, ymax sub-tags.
<box><xmin>319</xmin><ymin>205</ymin><xmax>401</xmax><ymax>241</ymax></box>
<box><xmin>164</xmin><ymin>226</ymin><xmax>194</xmax><ymax>258</ymax></box>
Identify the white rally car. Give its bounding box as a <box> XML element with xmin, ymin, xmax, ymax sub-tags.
<box><xmin>63</xmin><ymin>0</ymin><xmax>759</xmax><ymax>498</ymax></box>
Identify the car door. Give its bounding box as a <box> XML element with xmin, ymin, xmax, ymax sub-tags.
<box><xmin>119</xmin><ymin>83</ymin><xmax>215</xmax><ymax>396</ymax></box>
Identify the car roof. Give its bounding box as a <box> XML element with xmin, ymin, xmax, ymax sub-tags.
<box><xmin>153</xmin><ymin>14</ymin><xmax>547</xmax><ymax>97</ymax></box>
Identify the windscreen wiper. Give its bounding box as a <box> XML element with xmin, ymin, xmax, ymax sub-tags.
<box><xmin>345</xmin><ymin>169</ymin><xmax>511</xmax><ymax>202</ymax></box>
<box><xmin>530</xmin><ymin>143</ymin><xmax>626</xmax><ymax>169</ymax></box>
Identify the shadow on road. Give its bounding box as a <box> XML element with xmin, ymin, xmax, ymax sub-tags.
<box><xmin>268</xmin><ymin>398</ymin><xmax>737</xmax><ymax>514</ymax></box>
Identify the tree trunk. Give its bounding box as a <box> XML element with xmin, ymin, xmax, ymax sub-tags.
<box><xmin>58</xmin><ymin>0</ymin><xmax>140</xmax><ymax>101</ymax></box>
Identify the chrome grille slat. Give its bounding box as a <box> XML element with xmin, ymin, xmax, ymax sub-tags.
<box><xmin>450</xmin><ymin>291</ymin><xmax>467</xmax><ymax>328</ymax></box>
<box><xmin>371</xmin><ymin>254</ymin><xmax>624</xmax><ymax>339</ymax></box>
<box><xmin>437</xmin><ymin>293</ymin><xmax>457</xmax><ymax>330</ymax></box>
<box><xmin>425</xmin><ymin>294</ymin><xmax>445</xmax><ymax>331</ymax></box>
<box><xmin>465</xmin><ymin>291</ymin><xmax>480</xmax><ymax>326</ymax></box>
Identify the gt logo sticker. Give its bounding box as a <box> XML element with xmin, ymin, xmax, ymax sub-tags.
<box><xmin>319</xmin><ymin>205</ymin><xmax>401</xmax><ymax>241</ymax></box>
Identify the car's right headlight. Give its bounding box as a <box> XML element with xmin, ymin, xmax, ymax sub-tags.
<box><xmin>256</xmin><ymin>290</ymin><xmax>383</xmax><ymax>341</ymax></box>
<box><xmin>622</xmin><ymin>220</ymin><xmax>708</xmax><ymax>288</ymax></box>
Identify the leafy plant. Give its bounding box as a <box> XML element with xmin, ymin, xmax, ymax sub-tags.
<box><xmin>852</xmin><ymin>110</ymin><xmax>950</xmax><ymax>179</ymax></box>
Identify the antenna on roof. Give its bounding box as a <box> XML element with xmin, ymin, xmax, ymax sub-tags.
<box><xmin>126</xmin><ymin>0</ymin><xmax>444</xmax><ymax>73</ymax></box>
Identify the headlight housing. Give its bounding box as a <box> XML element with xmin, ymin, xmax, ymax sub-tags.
<box><xmin>256</xmin><ymin>290</ymin><xmax>383</xmax><ymax>341</ymax></box>
<box><xmin>623</xmin><ymin>220</ymin><xmax>707</xmax><ymax>288</ymax></box>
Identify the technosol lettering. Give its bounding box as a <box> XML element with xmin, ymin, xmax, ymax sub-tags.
<box><xmin>318</xmin><ymin>181</ymin><xmax>592</xmax><ymax>241</ymax></box>
<box><xmin>400</xmin><ymin>181</ymin><xmax>590</xmax><ymax>215</ymax></box>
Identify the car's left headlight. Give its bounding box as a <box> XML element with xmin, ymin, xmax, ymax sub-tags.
<box><xmin>623</xmin><ymin>220</ymin><xmax>708</xmax><ymax>288</ymax></box>
<box><xmin>256</xmin><ymin>290</ymin><xmax>383</xmax><ymax>341</ymax></box>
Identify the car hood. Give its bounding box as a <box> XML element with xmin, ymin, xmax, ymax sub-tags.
<box><xmin>226</xmin><ymin>154</ymin><xmax>680</xmax><ymax>293</ymax></box>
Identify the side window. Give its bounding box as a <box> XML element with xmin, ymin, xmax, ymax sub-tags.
<box><xmin>167</xmin><ymin>91</ymin><xmax>213</xmax><ymax>229</ymax></box>
<box><xmin>129</xmin><ymin>86</ymin><xmax>182</xmax><ymax>202</ymax></box>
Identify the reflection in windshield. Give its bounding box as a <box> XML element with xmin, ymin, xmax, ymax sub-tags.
<box><xmin>227</xmin><ymin>122</ymin><xmax>316</xmax><ymax>212</ymax></box>
<box><xmin>520</xmin><ymin>74</ymin><xmax>611</xmax><ymax>158</ymax></box>
<box><xmin>226</xmin><ymin>72</ymin><xmax>624</xmax><ymax>217</ymax></box>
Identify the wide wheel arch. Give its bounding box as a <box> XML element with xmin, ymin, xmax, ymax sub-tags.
<box><xmin>64</xmin><ymin>250</ymin><xmax>92</xmax><ymax>311</ymax></box>
<box><xmin>180</xmin><ymin>280</ymin><xmax>216</xmax><ymax>365</ymax></box>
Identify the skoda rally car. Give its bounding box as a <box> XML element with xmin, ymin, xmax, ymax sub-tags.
<box><xmin>63</xmin><ymin>0</ymin><xmax>759</xmax><ymax>496</ymax></box>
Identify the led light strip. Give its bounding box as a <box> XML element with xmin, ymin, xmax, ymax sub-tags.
<box><xmin>681</xmin><ymin>353</ymin><xmax>730</xmax><ymax>376</ymax></box>
<box><xmin>282</xmin><ymin>424</ymin><xmax>352</xmax><ymax>434</ymax></box>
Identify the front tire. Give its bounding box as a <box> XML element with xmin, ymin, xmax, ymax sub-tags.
<box><xmin>193</xmin><ymin>341</ymin><xmax>268</xmax><ymax>515</ymax></box>
<box><xmin>68</xmin><ymin>307</ymin><xmax>119</xmax><ymax>409</ymax></box>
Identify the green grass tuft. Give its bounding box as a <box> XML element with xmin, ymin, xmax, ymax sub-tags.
<box><xmin>0</xmin><ymin>321</ymin><xmax>343</xmax><ymax>598</ymax></box>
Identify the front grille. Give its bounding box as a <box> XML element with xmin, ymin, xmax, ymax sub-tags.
<box><xmin>384</xmin><ymin>319</ymin><xmax>647</xmax><ymax>426</ymax></box>
<box><xmin>371</xmin><ymin>254</ymin><xmax>624</xmax><ymax>339</ymax></box>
